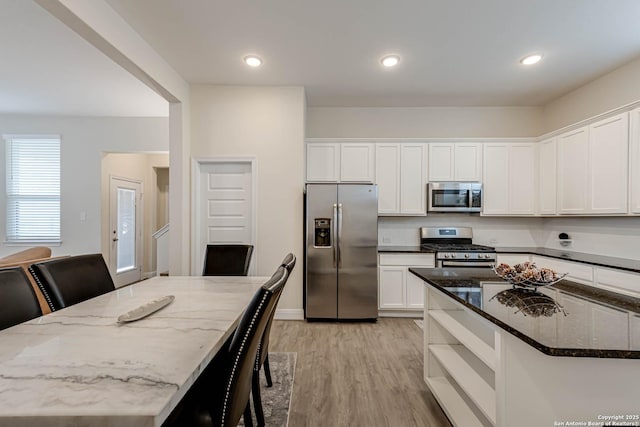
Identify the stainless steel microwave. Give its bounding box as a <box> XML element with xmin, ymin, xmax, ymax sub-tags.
<box><xmin>427</xmin><ymin>182</ymin><xmax>482</xmax><ymax>212</ymax></box>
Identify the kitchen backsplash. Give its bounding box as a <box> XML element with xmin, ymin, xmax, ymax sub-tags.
<box><xmin>378</xmin><ymin>215</ymin><xmax>640</xmax><ymax>260</ymax></box>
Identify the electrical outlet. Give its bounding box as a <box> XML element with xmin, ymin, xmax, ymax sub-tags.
<box><xmin>382</xmin><ymin>236</ymin><xmax>392</xmax><ymax>243</ymax></box>
<box><xmin>489</xmin><ymin>238</ymin><xmax>498</xmax><ymax>244</ymax></box>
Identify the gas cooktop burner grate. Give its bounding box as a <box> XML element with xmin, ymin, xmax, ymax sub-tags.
<box><xmin>421</xmin><ymin>243</ymin><xmax>496</xmax><ymax>252</ymax></box>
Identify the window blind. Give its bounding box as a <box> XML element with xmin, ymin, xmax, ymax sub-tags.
<box><xmin>5</xmin><ymin>136</ymin><xmax>61</xmax><ymax>243</ymax></box>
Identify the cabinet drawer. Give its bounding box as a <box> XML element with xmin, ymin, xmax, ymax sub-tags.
<box><xmin>379</xmin><ymin>253</ymin><xmax>435</xmax><ymax>267</ymax></box>
<box><xmin>594</xmin><ymin>267</ymin><xmax>640</xmax><ymax>297</ymax></box>
<box><xmin>532</xmin><ymin>256</ymin><xmax>593</xmax><ymax>284</ymax></box>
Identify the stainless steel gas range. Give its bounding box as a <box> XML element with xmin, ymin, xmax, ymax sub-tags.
<box><xmin>420</xmin><ymin>227</ymin><xmax>496</xmax><ymax>268</ymax></box>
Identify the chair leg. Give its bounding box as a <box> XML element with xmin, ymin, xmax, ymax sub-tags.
<box><xmin>243</xmin><ymin>401</ymin><xmax>254</xmax><ymax>427</ymax></box>
<box><xmin>263</xmin><ymin>353</ymin><xmax>273</xmax><ymax>387</ymax></box>
<box><xmin>252</xmin><ymin>370</ymin><xmax>266</xmax><ymax>427</ymax></box>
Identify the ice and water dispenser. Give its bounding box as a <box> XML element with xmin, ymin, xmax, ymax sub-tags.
<box><xmin>313</xmin><ymin>218</ymin><xmax>331</xmax><ymax>247</ymax></box>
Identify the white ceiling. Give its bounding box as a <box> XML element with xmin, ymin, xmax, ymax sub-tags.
<box><xmin>2</xmin><ymin>0</ymin><xmax>640</xmax><ymax>116</ymax></box>
<box><xmin>0</xmin><ymin>0</ymin><xmax>168</xmax><ymax>117</ymax></box>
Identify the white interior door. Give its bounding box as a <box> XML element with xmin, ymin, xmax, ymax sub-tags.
<box><xmin>109</xmin><ymin>176</ymin><xmax>143</xmax><ymax>287</ymax></box>
<box><xmin>194</xmin><ymin>160</ymin><xmax>255</xmax><ymax>274</ymax></box>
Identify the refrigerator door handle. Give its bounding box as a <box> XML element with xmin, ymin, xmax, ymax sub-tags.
<box><xmin>337</xmin><ymin>203</ymin><xmax>343</xmax><ymax>268</ymax></box>
<box><xmin>332</xmin><ymin>203</ymin><xmax>338</xmax><ymax>268</ymax></box>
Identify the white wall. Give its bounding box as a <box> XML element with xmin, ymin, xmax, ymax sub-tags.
<box><xmin>0</xmin><ymin>115</ymin><xmax>169</xmax><ymax>259</ymax></box>
<box><xmin>101</xmin><ymin>152</ymin><xmax>169</xmax><ymax>275</ymax></box>
<box><xmin>542</xmin><ymin>56</ymin><xmax>640</xmax><ymax>132</ymax></box>
<box><xmin>190</xmin><ymin>85</ymin><xmax>305</xmax><ymax>317</ymax></box>
<box><xmin>379</xmin><ymin>216</ymin><xmax>542</xmax><ymax>248</ymax></box>
<box><xmin>539</xmin><ymin>217</ymin><xmax>640</xmax><ymax>260</ymax></box>
<box><xmin>307</xmin><ymin>106</ymin><xmax>544</xmax><ymax>138</ymax></box>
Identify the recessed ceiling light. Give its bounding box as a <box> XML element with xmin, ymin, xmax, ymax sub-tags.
<box><xmin>520</xmin><ymin>54</ymin><xmax>543</xmax><ymax>65</ymax></box>
<box><xmin>244</xmin><ymin>55</ymin><xmax>262</xmax><ymax>67</ymax></box>
<box><xmin>381</xmin><ymin>55</ymin><xmax>400</xmax><ymax>67</ymax></box>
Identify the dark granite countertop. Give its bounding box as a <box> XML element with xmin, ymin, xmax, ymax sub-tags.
<box><xmin>496</xmin><ymin>247</ymin><xmax>640</xmax><ymax>273</ymax></box>
<box><xmin>378</xmin><ymin>246</ymin><xmax>436</xmax><ymax>253</ymax></box>
<box><xmin>409</xmin><ymin>267</ymin><xmax>640</xmax><ymax>359</ymax></box>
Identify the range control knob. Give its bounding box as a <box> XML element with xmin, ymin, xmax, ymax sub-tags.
<box><xmin>464</xmin><ymin>254</ymin><xmax>470</xmax><ymax>259</ymax></box>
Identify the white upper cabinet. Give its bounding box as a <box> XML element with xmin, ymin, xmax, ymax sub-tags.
<box><xmin>375</xmin><ymin>143</ymin><xmax>426</xmax><ymax>215</ymax></box>
<box><xmin>557</xmin><ymin>127</ymin><xmax>590</xmax><ymax>214</ymax></box>
<box><xmin>306</xmin><ymin>142</ymin><xmax>375</xmax><ymax>183</ymax></box>
<box><xmin>538</xmin><ymin>138</ymin><xmax>557</xmax><ymax>215</ymax></box>
<box><xmin>400</xmin><ymin>143</ymin><xmax>427</xmax><ymax>215</ymax></box>
<box><xmin>482</xmin><ymin>142</ymin><xmax>536</xmax><ymax>215</ymax></box>
<box><xmin>557</xmin><ymin>112</ymin><xmax>629</xmax><ymax>214</ymax></box>
<box><xmin>629</xmin><ymin>107</ymin><xmax>640</xmax><ymax>214</ymax></box>
<box><xmin>306</xmin><ymin>142</ymin><xmax>340</xmax><ymax>182</ymax></box>
<box><xmin>375</xmin><ymin>143</ymin><xmax>401</xmax><ymax>214</ymax></box>
<box><xmin>588</xmin><ymin>113</ymin><xmax>628</xmax><ymax>213</ymax></box>
<box><xmin>428</xmin><ymin>142</ymin><xmax>482</xmax><ymax>182</ymax></box>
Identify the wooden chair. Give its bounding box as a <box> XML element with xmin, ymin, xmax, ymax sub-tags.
<box><xmin>252</xmin><ymin>254</ymin><xmax>296</xmax><ymax>426</ymax></box>
<box><xmin>0</xmin><ymin>266</ymin><xmax>43</xmax><ymax>330</ymax></box>
<box><xmin>202</xmin><ymin>244</ymin><xmax>254</xmax><ymax>276</ymax></box>
<box><xmin>171</xmin><ymin>266</ymin><xmax>288</xmax><ymax>427</ymax></box>
<box><xmin>29</xmin><ymin>254</ymin><xmax>115</xmax><ymax>311</ymax></box>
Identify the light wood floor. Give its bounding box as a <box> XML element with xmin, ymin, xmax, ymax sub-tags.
<box><xmin>269</xmin><ymin>318</ymin><xmax>452</xmax><ymax>427</ymax></box>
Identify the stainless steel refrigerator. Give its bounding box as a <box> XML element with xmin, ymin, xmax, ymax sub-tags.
<box><xmin>305</xmin><ymin>184</ymin><xmax>378</xmax><ymax>320</ymax></box>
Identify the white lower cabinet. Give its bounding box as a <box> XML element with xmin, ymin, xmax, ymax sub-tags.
<box><xmin>424</xmin><ymin>286</ymin><xmax>497</xmax><ymax>427</ymax></box>
<box><xmin>531</xmin><ymin>255</ymin><xmax>593</xmax><ymax>285</ymax></box>
<box><xmin>495</xmin><ymin>254</ymin><xmax>530</xmax><ymax>266</ymax></box>
<box><xmin>424</xmin><ymin>281</ymin><xmax>640</xmax><ymax>427</ymax></box>
<box><xmin>594</xmin><ymin>266</ymin><xmax>640</xmax><ymax>298</ymax></box>
<box><xmin>378</xmin><ymin>253</ymin><xmax>434</xmax><ymax>312</ymax></box>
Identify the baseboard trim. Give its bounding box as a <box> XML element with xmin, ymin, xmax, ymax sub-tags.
<box><xmin>275</xmin><ymin>309</ymin><xmax>304</xmax><ymax>320</ymax></box>
<box><xmin>378</xmin><ymin>310</ymin><xmax>423</xmax><ymax>318</ymax></box>
<box><xmin>142</xmin><ymin>271</ymin><xmax>156</xmax><ymax>280</ymax></box>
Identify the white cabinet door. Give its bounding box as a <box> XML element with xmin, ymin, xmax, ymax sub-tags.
<box><xmin>375</xmin><ymin>143</ymin><xmax>401</xmax><ymax>214</ymax></box>
<box><xmin>400</xmin><ymin>143</ymin><xmax>427</xmax><ymax>215</ymax></box>
<box><xmin>482</xmin><ymin>143</ymin><xmax>509</xmax><ymax>214</ymax></box>
<box><xmin>306</xmin><ymin>143</ymin><xmax>339</xmax><ymax>182</ymax></box>
<box><xmin>428</xmin><ymin>143</ymin><xmax>454</xmax><ymax>181</ymax></box>
<box><xmin>557</xmin><ymin>127</ymin><xmax>589</xmax><ymax>214</ymax></box>
<box><xmin>454</xmin><ymin>143</ymin><xmax>482</xmax><ymax>181</ymax></box>
<box><xmin>538</xmin><ymin>138</ymin><xmax>557</xmax><ymax>215</ymax></box>
<box><xmin>508</xmin><ymin>143</ymin><xmax>536</xmax><ymax>214</ymax></box>
<box><xmin>588</xmin><ymin>113</ymin><xmax>628</xmax><ymax>214</ymax></box>
<box><xmin>340</xmin><ymin>143</ymin><xmax>375</xmax><ymax>182</ymax></box>
<box><xmin>428</xmin><ymin>142</ymin><xmax>481</xmax><ymax>181</ymax></box>
<box><xmin>631</xmin><ymin>108</ymin><xmax>640</xmax><ymax>214</ymax></box>
<box><xmin>379</xmin><ymin>266</ymin><xmax>406</xmax><ymax>309</ymax></box>
<box><xmin>406</xmin><ymin>271</ymin><xmax>425</xmax><ymax>309</ymax></box>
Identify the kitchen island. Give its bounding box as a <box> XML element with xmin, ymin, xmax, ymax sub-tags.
<box><xmin>410</xmin><ymin>267</ymin><xmax>640</xmax><ymax>427</ymax></box>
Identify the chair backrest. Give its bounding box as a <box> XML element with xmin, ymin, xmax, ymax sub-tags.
<box><xmin>0</xmin><ymin>267</ymin><xmax>43</xmax><ymax>330</ymax></box>
<box><xmin>256</xmin><ymin>257</ymin><xmax>295</xmax><ymax>370</ymax></box>
<box><xmin>219</xmin><ymin>266</ymin><xmax>288</xmax><ymax>427</ymax></box>
<box><xmin>202</xmin><ymin>244</ymin><xmax>254</xmax><ymax>276</ymax></box>
<box><xmin>281</xmin><ymin>253</ymin><xmax>296</xmax><ymax>273</ymax></box>
<box><xmin>29</xmin><ymin>254</ymin><xmax>115</xmax><ymax>312</ymax></box>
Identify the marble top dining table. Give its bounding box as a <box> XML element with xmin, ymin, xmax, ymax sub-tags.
<box><xmin>0</xmin><ymin>275</ymin><xmax>268</xmax><ymax>427</ymax></box>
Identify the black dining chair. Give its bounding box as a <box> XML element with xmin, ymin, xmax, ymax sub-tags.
<box><xmin>170</xmin><ymin>266</ymin><xmax>288</xmax><ymax>427</ymax></box>
<box><xmin>252</xmin><ymin>254</ymin><xmax>296</xmax><ymax>426</ymax></box>
<box><xmin>29</xmin><ymin>253</ymin><xmax>116</xmax><ymax>312</ymax></box>
<box><xmin>202</xmin><ymin>244</ymin><xmax>254</xmax><ymax>276</ymax></box>
<box><xmin>0</xmin><ymin>266</ymin><xmax>43</xmax><ymax>330</ymax></box>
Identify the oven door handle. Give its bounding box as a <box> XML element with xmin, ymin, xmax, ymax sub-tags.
<box><xmin>440</xmin><ymin>260</ymin><xmax>496</xmax><ymax>268</ymax></box>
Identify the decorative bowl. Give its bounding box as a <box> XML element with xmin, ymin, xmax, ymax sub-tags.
<box><xmin>492</xmin><ymin>263</ymin><xmax>568</xmax><ymax>288</ymax></box>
